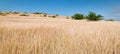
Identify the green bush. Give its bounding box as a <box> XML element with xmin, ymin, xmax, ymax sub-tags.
<box><xmin>86</xmin><ymin>12</ymin><xmax>103</xmax><ymax>21</ymax></box>
<box><xmin>72</xmin><ymin>13</ymin><xmax>84</xmax><ymax>20</ymax></box>
<box><xmin>20</xmin><ymin>14</ymin><xmax>29</xmax><ymax>16</ymax></box>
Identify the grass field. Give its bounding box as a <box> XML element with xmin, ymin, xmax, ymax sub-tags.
<box><xmin>0</xmin><ymin>16</ymin><xmax>120</xmax><ymax>54</ymax></box>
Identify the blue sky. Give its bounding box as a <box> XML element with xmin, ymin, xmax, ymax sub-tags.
<box><xmin>0</xmin><ymin>0</ymin><xmax>120</xmax><ymax>20</ymax></box>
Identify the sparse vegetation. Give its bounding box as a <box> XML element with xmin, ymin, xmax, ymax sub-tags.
<box><xmin>12</xmin><ymin>12</ymin><xmax>20</xmax><ymax>14</ymax></box>
<box><xmin>33</xmin><ymin>12</ymin><xmax>47</xmax><ymax>14</ymax></box>
<box><xmin>49</xmin><ymin>14</ymin><xmax>59</xmax><ymax>18</ymax></box>
<box><xmin>48</xmin><ymin>15</ymin><xmax>57</xmax><ymax>18</ymax></box>
<box><xmin>52</xmin><ymin>15</ymin><xmax>56</xmax><ymax>18</ymax></box>
<box><xmin>0</xmin><ymin>12</ymin><xmax>7</xmax><ymax>16</ymax></box>
<box><xmin>20</xmin><ymin>14</ymin><xmax>29</xmax><ymax>16</ymax></box>
<box><xmin>106</xmin><ymin>19</ymin><xmax>115</xmax><ymax>21</ymax></box>
<box><xmin>7</xmin><ymin>11</ymin><xmax>20</xmax><ymax>14</ymax></box>
<box><xmin>6</xmin><ymin>12</ymin><xmax>10</xmax><ymax>14</ymax></box>
<box><xmin>33</xmin><ymin>12</ymin><xmax>42</xmax><ymax>14</ymax></box>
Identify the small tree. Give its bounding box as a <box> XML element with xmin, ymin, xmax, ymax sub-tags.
<box><xmin>86</xmin><ymin>12</ymin><xmax>103</xmax><ymax>21</ymax></box>
<box><xmin>72</xmin><ymin>13</ymin><xmax>84</xmax><ymax>20</ymax></box>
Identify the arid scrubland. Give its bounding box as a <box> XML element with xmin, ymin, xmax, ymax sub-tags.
<box><xmin>0</xmin><ymin>16</ymin><xmax>120</xmax><ymax>54</ymax></box>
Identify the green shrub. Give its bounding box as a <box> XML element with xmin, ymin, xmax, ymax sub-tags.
<box><xmin>20</xmin><ymin>14</ymin><xmax>29</xmax><ymax>16</ymax></box>
<box><xmin>72</xmin><ymin>13</ymin><xmax>84</xmax><ymax>20</ymax></box>
<box><xmin>86</xmin><ymin>12</ymin><xmax>103</xmax><ymax>21</ymax></box>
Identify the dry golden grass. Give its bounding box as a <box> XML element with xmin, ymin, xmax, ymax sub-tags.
<box><xmin>0</xmin><ymin>16</ymin><xmax>120</xmax><ymax>54</ymax></box>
